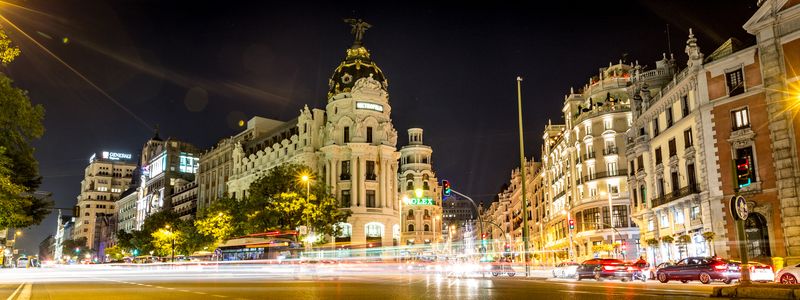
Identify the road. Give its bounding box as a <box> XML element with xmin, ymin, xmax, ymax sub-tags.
<box><xmin>0</xmin><ymin>265</ymin><xmax>724</xmax><ymax>299</ymax></box>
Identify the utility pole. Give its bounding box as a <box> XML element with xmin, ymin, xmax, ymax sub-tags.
<box><xmin>516</xmin><ymin>76</ymin><xmax>531</xmax><ymax>277</ymax></box>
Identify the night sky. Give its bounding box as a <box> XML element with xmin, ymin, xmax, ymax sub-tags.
<box><xmin>6</xmin><ymin>0</ymin><xmax>758</xmax><ymax>253</ymax></box>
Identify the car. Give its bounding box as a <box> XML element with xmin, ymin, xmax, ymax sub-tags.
<box><xmin>776</xmin><ymin>263</ymin><xmax>800</xmax><ymax>284</ymax></box>
<box><xmin>576</xmin><ymin>259</ymin><xmax>635</xmax><ymax>282</ymax></box>
<box><xmin>656</xmin><ymin>257</ymin><xmax>740</xmax><ymax>284</ymax></box>
<box><xmin>649</xmin><ymin>262</ymin><xmax>675</xmax><ymax>280</ymax></box>
<box><xmin>16</xmin><ymin>257</ymin><xmax>29</xmax><ymax>268</ymax></box>
<box><xmin>552</xmin><ymin>262</ymin><xmax>579</xmax><ymax>278</ymax></box>
<box><xmin>748</xmin><ymin>262</ymin><xmax>775</xmax><ymax>283</ymax></box>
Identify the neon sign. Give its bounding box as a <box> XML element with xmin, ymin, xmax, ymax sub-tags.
<box><xmin>356</xmin><ymin>101</ymin><xmax>384</xmax><ymax>112</ymax></box>
<box><xmin>408</xmin><ymin>197</ymin><xmax>434</xmax><ymax>205</ymax></box>
<box><xmin>102</xmin><ymin>151</ymin><xmax>132</xmax><ymax>161</ymax></box>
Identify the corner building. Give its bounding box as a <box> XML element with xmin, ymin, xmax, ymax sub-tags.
<box><xmin>228</xmin><ymin>35</ymin><xmax>428</xmax><ymax>250</ymax></box>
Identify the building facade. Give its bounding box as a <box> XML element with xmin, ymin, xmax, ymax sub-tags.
<box><xmin>171</xmin><ymin>179</ymin><xmax>198</xmax><ymax>221</ymax></box>
<box><xmin>53</xmin><ymin>210</ymin><xmax>74</xmax><ymax>262</ymax></box>
<box><xmin>72</xmin><ymin>151</ymin><xmax>136</xmax><ymax>248</ymax></box>
<box><xmin>135</xmin><ymin>133</ymin><xmax>199</xmax><ymax>229</ymax></box>
<box><xmin>227</xmin><ymin>30</ymin><xmax>414</xmax><ymax>250</ymax></box>
<box><xmin>399</xmin><ymin>128</ymin><xmax>443</xmax><ymax>247</ymax></box>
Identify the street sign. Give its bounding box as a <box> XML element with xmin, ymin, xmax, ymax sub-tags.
<box><xmin>731</xmin><ymin>195</ymin><xmax>749</xmax><ymax>221</ymax></box>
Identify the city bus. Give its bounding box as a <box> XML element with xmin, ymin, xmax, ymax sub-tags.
<box><xmin>217</xmin><ymin>230</ymin><xmax>302</xmax><ymax>261</ymax></box>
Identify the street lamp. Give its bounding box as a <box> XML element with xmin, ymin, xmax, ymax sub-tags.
<box><xmin>164</xmin><ymin>224</ymin><xmax>175</xmax><ymax>263</ymax></box>
<box><xmin>300</xmin><ymin>173</ymin><xmax>313</xmax><ymax>254</ymax></box>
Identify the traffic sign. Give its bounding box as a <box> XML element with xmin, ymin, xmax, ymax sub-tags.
<box><xmin>731</xmin><ymin>195</ymin><xmax>749</xmax><ymax>220</ymax></box>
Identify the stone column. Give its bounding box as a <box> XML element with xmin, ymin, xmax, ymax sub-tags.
<box><xmin>359</xmin><ymin>157</ymin><xmax>367</xmax><ymax>207</ymax></box>
<box><xmin>351</xmin><ymin>155</ymin><xmax>359</xmax><ymax>207</ymax></box>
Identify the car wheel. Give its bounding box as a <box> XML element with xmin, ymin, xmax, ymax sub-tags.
<box><xmin>621</xmin><ymin>278</ymin><xmax>629</xmax><ymax>282</ymax></box>
<box><xmin>594</xmin><ymin>273</ymin><xmax>603</xmax><ymax>281</ymax></box>
<box><xmin>680</xmin><ymin>280</ymin><xmax>689</xmax><ymax>283</ymax></box>
<box><xmin>723</xmin><ymin>278</ymin><xmax>733</xmax><ymax>284</ymax></box>
<box><xmin>508</xmin><ymin>272</ymin><xmax>515</xmax><ymax>277</ymax></box>
<box><xmin>699</xmin><ymin>272</ymin><xmax>712</xmax><ymax>285</ymax></box>
<box><xmin>650</xmin><ymin>271</ymin><xmax>655</xmax><ymax>279</ymax></box>
<box><xmin>491</xmin><ymin>272</ymin><xmax>499</xmax><ymax>277</ymax></box>
<box><xmin>781</xmin><ymin>273</ymin><xmax>798</xmax><ymax>284</ymax></box>
<box><xmin>657</xmin><ymin>273</ymin><xmax>669</xmax><ymax>283</ymax></box>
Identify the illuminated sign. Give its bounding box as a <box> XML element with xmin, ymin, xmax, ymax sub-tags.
<box><xmin>408</xmin><ymin>197</ymin><xmax>434</xmax><ymax>205</ymax></box>
<box><xmin>101</xmin><ymin>151</ymin><xmax>132</xmax><ymax>161</ymax></box>
<box><xmin>356</xmin><ymin>101</ymin><xmax>384</xmax><ymax>112</ymax></box>
<box><xmin>179</xmin><ymin>153</ymin><xmax>199</xmax><ymax>174</ymax></box>
<box><xmin>147</xmin><ymin>152</ymin><xmax>167</xmax><ymax>177</ymax></box>
<box><xmin>89</xmin><ymin>153</ymin><xmax>96</xmax><ymax>163</ymax></box>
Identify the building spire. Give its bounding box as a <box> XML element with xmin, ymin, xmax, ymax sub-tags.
<box><xmin>685</xmin><ymin>28</ymin><xmax>703</xmax><ymax>66</ymax></box>
<box><xmin>152</xmin><ymin>124</ymin><xmax>162</xmax><ymax>141</ymax></box>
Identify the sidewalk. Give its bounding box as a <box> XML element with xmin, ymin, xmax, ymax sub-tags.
<box><xmin>712</xmin><ymin>283</ymin><xmax>800</xmax><ymax>299</ymax></box>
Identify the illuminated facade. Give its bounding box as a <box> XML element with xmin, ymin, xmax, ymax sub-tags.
<box><xmin>72</xmin><ymin>151</ymin><xmax>137</xmax><ymax>248</ymax></box>
<box><xmin>135</xmin><ymin>132</ymin><xmax>199</xmax><ymax>229</ymax></box>
<box><xmin>399</xmin><ymin>128</ymin><xmax>443</xmax><ymax>247</ymax></box>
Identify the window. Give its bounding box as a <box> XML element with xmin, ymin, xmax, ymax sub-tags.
<box><xmin>684</xmin><ymin>128</ymin><xmax>693</xmax><ymax>148</ymax></box>
<box><xmin>640</xmin><ymin>185</ymin><xmax>646</xmax><ymax>207</ymax></box>
<box><xmin>612</xmin><ymin>205</ymin><xmax>628</xmax><ymax>227</ymax></box>
<box><xmin>732</xmin><ymin>107</ymin><xmax>750</xmax><ymax>130</ymax></box>
<box><xmin>607</xmin><ymin>162</ymin><xmax>617</xmax><ymax>176</ymax></box>
<box><xmin>424</xmin><ymin>224</ymin><xmax>430</xmax><ymax>231</ymax></box>
<box><xmin>365</xmin><ymin>223</ymin><xmax>382</xmax><ymax>238</ymax></box>
<box><xmin>585</xmin><ymin>124</ymin><xmax>591</xmax><ymax>135</ymax></box>
<box><xmin>608</xmin><ymin>183</ymin><xmax>620</xmax><ymax>195</ymax></box>
<box><xmin>423</xmin><ymin>181</ymin><xmax>430</xmax><ymax>190</ymax></box>
<box><xmin>408</xmin><ymin>209</ymin><xmax>414</xmax><ymax>217</ymax></box>
<box><xmin>666</xmin><ymin>107</ymin><xmax>674</xmax><ymax>127</ymax></box>
<box><xmin>655</xmin><ymin>147</ymin><xmax>663</xmax><ymax>165</ymax></box>
<box><xmin>587</xmin><ymin>165</ymin><xmax>595</xmax><ymax>180</ymax></box>
<box><xmin>85</xmin><ymin>204</ymin><xmax>90</xmax><ymax>208</ymax></box>
<box><xmin>366</xmin><ymin>190</ymin><xmax>376</xmax><ymax>208</ymax></box>
<box><xmin>366</xmin><ymin>127</ymin><xmax>373</xmax><ymax>143</ymax></box>
<box><xmin>341</xmin><ymin>160</ymin><xmax>351</xmax><ymax>180</ymax></box>
<box><xmin>726</xmin><ymin>68</ymin><xmax>744</xmax><ymax>96</ymax></box>
<box><xmin>85</xmin><ymin>212</ymin><xmax>90</xmax><ymax>216</ymax></box>
<box><xmin>602</xmin><ymin>207</ymin><xmax>611</xmax><ymax>228</ymax></box>
<box><xmin>690</xmin><ymin>206</ymin><xmax>700</xmax><ymax>220</ymax></box>
<box><xmin>604</xmin><ymin>119</ymin><xmax>612</xmax><ymax>130</ymax></box>
<box><xmin>671</xmin><ymin>171</ymin><xmax>680</xmax><ymax>193</ymax></box>
<box><xmin>366</xmin><ymin>161</ymin><xmax>376</xmax><ymax>180</ymax></box>
<box><xmin>589</xmin><ymin>187</ymin><xmax>597</xmax><ymax>197</ymax></box>
<box><xmin>668</xmin><ymin>139</ymin><xmax>677</xmax><ymax>157</ymax></box>
<box><xmin>341</xmin><ymin>190</ymin><xmax>351</xmax><ymax>207</ymax></box>
<box><xmin>648</xmin><ymin>219</ymin><xmax>655</xmax><ymax>231</ymax></box>
<box><xmin>604</xmin><ymin>140</ymin><xmax>616</xmax><ymax>155</ymax></box>
<box><xmin>652</xmin><ymin>117</ymin><xmax>660</xmax><ymax>136</ymax></box>
<box><xmin>674</xmin><ymin>209</ymin><xmax>685</xmax><ymax>224</ymax></box>
<box><xmin>736</xmin><ymin>146</ymin><xmax>757</xmax><ymax>183</ymax></box>
<box><xmin>637</xmin><ymin>156</ymin><xmax>644</xmax><ymax>171</ymax></box>
<box><xmin>343</xmin><ymin>126</ymin><xmax>350</xmax><ymax>143</ymax></box>
<box><xmin>681</xmin><ymin>95</ymin><xmax>690</xmax><ymax>117</ymax></box>
<box><xmin>408</xmin><ymin>224</ymin><xmax>414</xmax><ymax>231</ymax></box>
<box><xmin>660</xmin><ymin>212</ymin><xmax>669</xmax><ymax>228</ymax></box>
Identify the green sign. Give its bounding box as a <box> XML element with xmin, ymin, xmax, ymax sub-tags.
<box><xmin>409</xmin><ymin>197</ymin><xmax>433</xmax><ymax>205</ymax></box>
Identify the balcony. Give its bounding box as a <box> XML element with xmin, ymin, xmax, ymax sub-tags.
<box><xmin>603</xmin><ymin>147</ymin><xmax>618</xmax><ymax>156</ymax></box>
<box><xmin>650</xmin><ymin>185</ymin><xmax>700</xmax><ymax>208</ymax></box>
<box><xmin>366</xmin><ymin>173</ymin><xmax>377</xmax><ymax>181</ymax></box>
<box><xmin>583</xmin><ymin>169</ymin><xmax>628</xmax><ymax>182</ymax></box>
<box><xmin>584</xmin><ymin>152</ymin><xmax>596</xmax><ymax>160</ymax></box>
<box><xmin>340</xmin><ymin>173</ymin><xmax>351</xmax><ymax>180</ymax></box>
<box><xmin>553</xmin><ymin>190</ymin><xmax>566</xmax><ymax>200</ymax></box>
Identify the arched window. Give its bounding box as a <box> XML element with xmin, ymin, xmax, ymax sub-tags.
<box><xmin>336</xmin><ymin>223</ymin><xmax>352</xmax><ymax>237</ymax></box>
<box><xmin>424</xmin><ymin>224</ymin><xmax>430</xmax><ymax>231</ymax></box>
<box><xmin>424</xmin><ymin>209</ymin><xmax>430</xmax><ymax>217</ymax></box>
<box><xmin>423</xmin><ymin>181</ymin><xmax>430</xmax><ymax>190</ymax></box>
<box><xmin>408</xmin><ymin>209</ymin><xmax>414</xmax><ymax>217</ymax></box>
<box><xmin>745</xmin><ymin>212</ymin><xmax>771</xmax><ymax>258</ymax></box>
<box><xmin>408</xmin><ymin>224</ymin><xmax>414</xmax><ymax>231</ymax></box>
<box><xmin>365</xmin><ymin>222</ymin><xmax>384</xmax><ymax>238</ymax></box>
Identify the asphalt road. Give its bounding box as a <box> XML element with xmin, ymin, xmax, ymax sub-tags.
<box><xmin>0</xmin><ymin>266</ymin><xmax>724</xmax><ymax>300</ymax></box>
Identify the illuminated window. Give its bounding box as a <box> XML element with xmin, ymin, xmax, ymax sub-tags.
<box><xmin>732</xmin><ymin>108</ymin><xmax>750</xmax><ymax>130</ymax></box>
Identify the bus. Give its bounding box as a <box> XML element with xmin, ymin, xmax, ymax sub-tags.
<box><xmin>217</xmin><ymin>230</ymin><xmax>302</xmax><ymax>261</ymax></box>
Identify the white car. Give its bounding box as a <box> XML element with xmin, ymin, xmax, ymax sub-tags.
<box><xmin>552</xmin><ymin>262</ymin><xmax>579</xmax><ymax>278</ymax></box>
<box><xmin>748</xmin><ymin>263</ymin><xmax>775</xmax><ymax>283</ymax></box>
<box><xmin>776</xmin><ymin>263</ymin><xmax>800</xmax><ymax>284</ymax></box>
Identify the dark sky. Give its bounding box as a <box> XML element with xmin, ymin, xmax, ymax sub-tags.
<box><xmin>7</xmin><ymin>0</ymin><xmax>758</xmax><ymax>253</ymax></box>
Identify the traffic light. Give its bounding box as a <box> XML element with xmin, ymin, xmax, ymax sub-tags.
<box><xmin>735</xmin><ymin>158</ymin><xmax>752</xmax><ymax>188</ymax></box>
<box><xmin>442</xmin><ymin>180</ymin><xmax>451</xmax><ymax>197</ymax></box>
<box><xmin>568</xmin><ymin>219</ymin><xmax>575</xmax><ymax>230</ymax></box>
<box><xmin>132</xmin><ymin>249</ymin><xmax>139</xmax><ymax>256</ymax></box>
<box><xmin>504</xmin><ymin>244</ymin><xmax>511</xmax><ymax>253</ymax></box>
<box><xmin>75</xmin><ymin>247</ymin><xmax>80</xmax><ymax>253</ymax></box>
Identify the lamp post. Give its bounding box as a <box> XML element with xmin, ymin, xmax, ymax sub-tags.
<box><xmin>300</xmin><ymin>174</ymin><xmax>314</xmax><ymax>254</ymax></box>
<box><xmin>562</xmin><ymin>210</ymin><xmax>574</xmax><ymax>261</ymax></box>
<box><xmin>516</xmin><ymin>76</ymin><xmax>531</xmax><ymax>277</ymax></box>
<box><xmin>164</xmin><ymin>225</ymin><xmax>175</xmax><ymax>263</ymax></box>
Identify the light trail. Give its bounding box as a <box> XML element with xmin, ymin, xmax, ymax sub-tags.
<box><xmin>0</xmin><ymin>13</ymin><xmax>153</xmax><ymax>131</ymax></box>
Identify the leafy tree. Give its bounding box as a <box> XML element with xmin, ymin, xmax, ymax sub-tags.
<box><xmin>0</xmin><ymin>29</ymin><xmax>49</xmax><ymax>230</ymax></box>
<box><xmin>195</xmin><ymin>196</ymin><xmax>245</xmax><ymax>246</ymax></box>
<box><xmin>246</xmin><ymin>164</ymin><xmax>350</xmax><ymax>241</ymax></box>
<box><xmin>151</xmin><ymin>228</ymin><xmax>179</xmax><ymax>257</ymax></box>
<box><xmin>177</xmin><ymin>220</ymin><xmax>212</xmax><ymax>255</ymax></box>
<box><xmin>104</xmin><ymin>245</ymin><xmax>127</xmax><ymax>261</ymax></box>
<box><xmin>115</xmin><ymin>210</ymin><xmax>180</xmax><ymax>255</ymax></box>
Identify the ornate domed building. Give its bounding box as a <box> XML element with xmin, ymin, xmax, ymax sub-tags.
<box><xmin>226</xmin><ymin>19</ymin><xmax>443</xmax><ymax>253</ymax></box>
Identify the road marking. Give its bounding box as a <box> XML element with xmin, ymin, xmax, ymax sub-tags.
<box><xmin>15</xmin><ymin>283</ymin><xmax>31</xmax><ymax>300</ymax></box>
<box><xmin>212</xmin><ymin>295</ymin><xmax>227</xmax><ymax>298</ymax></box>
<box><xmin>5</xmin><ymin>282</ymin><xmax>24</xmax><ymax>300</ymax></box>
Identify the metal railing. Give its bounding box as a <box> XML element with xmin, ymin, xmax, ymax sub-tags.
<box><xmin>650</xmin><ymin>185</ymin><xmax>700</xmax><ymax>208</ymax></box>
<box><xmin>604</xmin><ymin>147</ymin><xmax>618</xmax><ymax>155</ymax></box>
<box><xmin>583</xmin><ymin>169</ymin><xmax>628</xmax><ymax>182</ymax></box>
<box><xmin>584</xmin><ymin>152</ymin><xmax>596</xmax><ymax>160</ymax></box>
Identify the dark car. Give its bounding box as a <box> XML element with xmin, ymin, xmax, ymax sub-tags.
<box><xmin>649</xmin><ymin>262</ymin><xmax>675</xmax><ymax>279</ymax></box>
<box><xmin>656</xmin><ymin>257</ymin><xmax>740</xmax><ymax>284</ymax></box>
<box><xmin>576</xmin><ymin>259</ymin><xmax>635</xmax><ymax>281</ymax></box>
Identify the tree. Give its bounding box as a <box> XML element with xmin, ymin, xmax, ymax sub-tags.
<box><xmin>115</xmin><ymin>210</ymin><xmax>181</xmax><ymax>256</ymax></box>
<box><xmin>177</xmin><ymin>220</ymin><xmax>212</xmax><ymax>255</ymax></box>
<box><xmin>195</xmin><ymin>197</ymin><xmax>245</xmax><ymax>247</ymax></box>
<box><xmin>0</xmin><ymin>29</ymin><xmax>49</xmax><ymax>231</ymax></box>
<box><xmin>246</xmin><ymin>164</ymin><xmax>350</xmax><ymax>240</ymax></box>
<box><xmin>592</xmin><ymin>243</ymin><xmax>614</xmax><ymax>257</ymax></box>
<box><xmin>151</xmin><ymin>228</ymin><xmax>179</xmax><ymax>257</ymax></box>
<box><xmin>104</xmin><ymin>245</ymin><xmax>127</xmax><ymax>261</ymax></box>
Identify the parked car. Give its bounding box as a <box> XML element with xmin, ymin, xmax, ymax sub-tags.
<box><xmin>649</xmin><ymin>262</ymin><xmax>675</xmax><ymax>280</ymax></box>
<box><xmin>489</xmin><ymin>257</ymin><xmax>516</xmax><ymax>277</ymax></box>
<box><xmin>656</xmin><ymin>257</ymin><xmax>740</xmax><ymax>284</ymax></box>
<box><xmin>724</xmin><ymin>261</ymin><xmax>773</xmax><ymax>283</ymax></box>
<box><xmin>552</xmin><ymin>262</ymin><xmax>579</xmax><ymax>278</ymax></box>
<box><xmin>776</xmin><ymin>263</ymin><xmax>800</xmax><ymax>284</ymax></box>
<box><xmin>15</xmin><ymin>257</ymin><xmax>29</xmax><ymax>268</ymax></box>
<box><xmin>576</xmin><ymin>259</ymin><xmax>635</xmax><ymax>282</ymax></box>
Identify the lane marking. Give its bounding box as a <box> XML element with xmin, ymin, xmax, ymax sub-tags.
<box><xmin>15</xmin><ymin>283</ymin><xmax>31</xmax><ymax>300</ymax></box>
<box><xmin>5</xmin><ymin>282</ymin><xmax>24</xmax><ymax>300</ymax></box>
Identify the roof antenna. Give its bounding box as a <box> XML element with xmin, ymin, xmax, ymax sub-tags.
<box><xmin>666</xmin><ymin>23</ymin><xmax>672</xmax><ymax>56</ymax></box>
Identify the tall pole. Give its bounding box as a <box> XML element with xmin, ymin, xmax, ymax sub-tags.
<box><xmin>565</xmin><ymin>211</ymin><xmax>574</xmax><ymax>261</ymax></box>
<box><xmin>305</xmin><ymin>177</ymin><xmax>311</xmax><ymax>254</ymax></box>
<box><xmin>516</xmin><ymin>76</ymin><xmax>531</xmax><ymax>277</ymax></box>
<box><xmin>609</xmin><ymin>192</ymin><xmax>615</xmax><ymax>258</ymax></box>
<box><xmin>450</xmin><ymin>190</ymin><xmax>484</xmax><ymax>254</ymax></box>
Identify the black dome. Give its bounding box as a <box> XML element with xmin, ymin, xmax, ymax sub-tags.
<box><xmin>327</xmin><ymin>46</ymin><xmax>388</xmax><ymax>99</ymax></box>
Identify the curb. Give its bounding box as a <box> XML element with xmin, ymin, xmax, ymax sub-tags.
<box><xmin>712</xmin><ymin>285</ymin><xmax>800</xmax><ymax>299</ymax></box>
